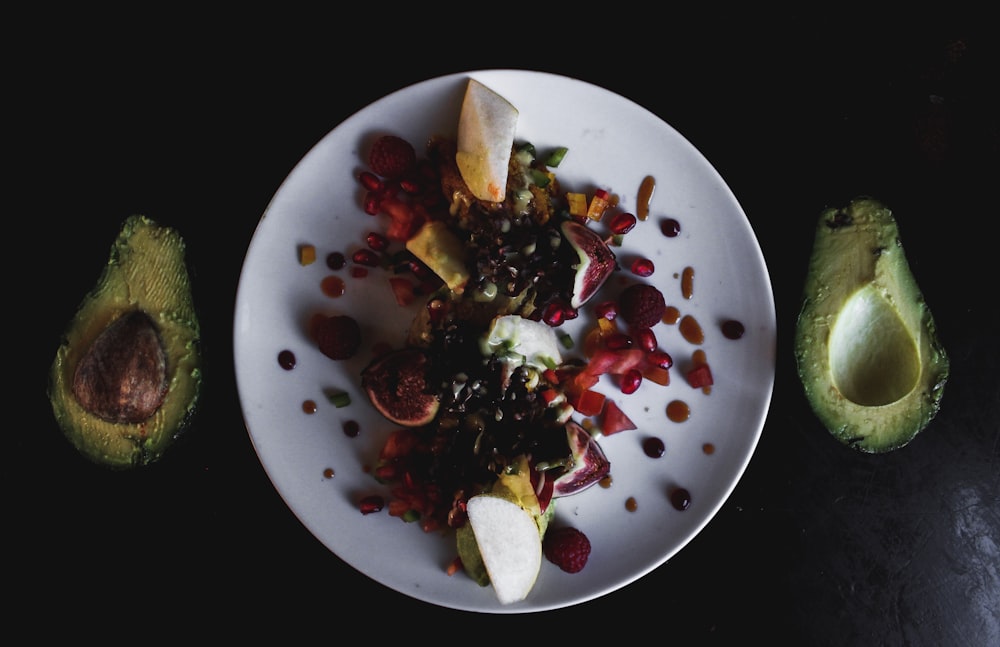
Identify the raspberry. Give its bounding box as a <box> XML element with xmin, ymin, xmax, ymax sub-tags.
<box><xmin>543</xmin><ymin>526</ymin><xmax>591</xmax><ymax>573</ymax></box>
<box><xmin>313</xmin><ymin>314</ymin><xmax>362</xmax><ymax>360</ymax></box>
<box><xmin>617</xmin><ymin>283</ymin><xmax>666</xmax><ymax>329</ymax></box>
<box><xmin>368</xmin><ymin>135</ymin><xmax>416</xmax><ymax>179</ymax></box>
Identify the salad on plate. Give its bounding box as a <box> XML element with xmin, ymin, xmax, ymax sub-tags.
<box><xmin>234</xmin><ymin>70</ymin><xmax>775</xmax><ymax>613</ymax></box>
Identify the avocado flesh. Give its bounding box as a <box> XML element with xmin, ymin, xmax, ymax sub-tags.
<box><xmin>794</xmin><ymin>197</ymin><xmax>949</xmax><ymax>453</ymax></box>
<box><xmin>49</xmin><ymin>215</ymin><xmax>201</xmax><ymax>468</ymax></box>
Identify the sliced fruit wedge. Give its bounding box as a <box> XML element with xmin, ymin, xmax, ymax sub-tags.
<box><xmin>465</xmin><ymin>494</ymin><xmax>542</xmax><ymax>604</ymax></box>
<box><xmin>552</xmin><ymin>420</ymin><xmax>611</xmax><ymax>496</ymax></box>
<box><xmin>562</xmin><ymin>219</ymin><xmax>617</xmax><ymax>308</ymax></box>
<box><xmin>360</xmin><ymin>348</ymin><xmax>440</xmax><ymax>427</ymax></box>
<box><xmin>456</xmin><ymin>79</ymin><xmax>519</xmax><ymax>202</ymax></box>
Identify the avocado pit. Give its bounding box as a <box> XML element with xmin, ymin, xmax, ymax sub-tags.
<box><xmin>72</xmin><ymin>309</ymin><xmax>168</xmax><ymax>424</ymax></box>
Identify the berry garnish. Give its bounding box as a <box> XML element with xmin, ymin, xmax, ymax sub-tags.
<box><xmin>617</xmin><ymin>283</ymin><xmax>666</xmax><ymax>330</ymax></box>
<box><xmin>313</xmin><ymin>314</ymin><xmax>362</xmax><ymax>360</ymax></box>
<box><xmin>368</xmin><ymin>135</ymin><xmax>417</xmax><ymax>179</ymax></box>
<box><xmin>543</xmin><ymin>526</ymin><xmax>592</xmax><ymax>573</ymax></box>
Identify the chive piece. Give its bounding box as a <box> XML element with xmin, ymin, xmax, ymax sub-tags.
<box><xmin>558</xmin><ymin>331</ymin><xmax>574</xmax><ymax>349</ymax></box>
<box><xmin>326</xmin><ymin>391</ymin><xmax>351</xmax><ymax>408</ymax></box>
<box><xmin>545</xmin><ymin>146</ymin><xmax>569</xmax><ymax>167</ymax></box>
<box><xmin>516</xmin><ymin>141</ymin><xmax>537</xmax><ymax>157</ymax></box>
<box><xmin>529</xmin><ymin>168</ymin><xmax>551</xmax><ymax>188</ymax></box>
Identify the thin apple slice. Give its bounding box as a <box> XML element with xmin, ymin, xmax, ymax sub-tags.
<box><xmin>465</xmin><ymin>494</ymin><xmax>542</xmax><ymax>604</ymax></box>
<box><xmin>456</xmin><ymin>79</ymin><xmax>519</xmax><ymax>203</ymax></box>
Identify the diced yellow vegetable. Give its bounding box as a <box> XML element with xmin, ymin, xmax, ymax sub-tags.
<box><xmin>567</xmin><ymin>193</ymin><xmax>588</xmax><ymax>218</ymax></box>
<box><xmin>298</xmin><ymin>244</ymin><xmax>316</xmax><ymax>266</ymax></box>
<box><xmin>586</xmin><ymin>191</ymin><xmax>609</xmax><ymax>221</ymax></box>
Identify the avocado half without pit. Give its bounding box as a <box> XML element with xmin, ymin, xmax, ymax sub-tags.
<box><xmin>794</xmin><ymin>197</ymin><xmax>949</xmax><ymax>453</ymax></box>
<box><xmin>49</xmin><ymin>215</ymin><xmax>202</xmax><ymax>468</ymax></box>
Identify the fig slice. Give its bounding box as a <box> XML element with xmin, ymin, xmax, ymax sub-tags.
<box><xmin>561</xmin><ymin>219</ymin><xmax>617</xmax><ymax>308</ymax></box>
<box><xmin>361</xmin><ymin>348</ymin><xmax>440</xmax><ymax>427</ymax></box>
<box><xmin>551</xmin><ymin>420</ymin><xmax>611</xmax><ymax>497</ymax></box>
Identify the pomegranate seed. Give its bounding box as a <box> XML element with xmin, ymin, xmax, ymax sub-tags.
<box><xmin>609</xmin><ymin>212</ymin><xmax>637</xmax><ymax>235</ymax></box>
<box><xmin>399</xmin><ymin>177</ymin><xmax>421</xmax><ymax>194</ymax></box>
<box><xmin>542</xmin><ymin>302</ymin><xmax>565</xmax><ymax>326</ymax></box>
<box><xmin>359</xmin><ymin>495</ymin><xmax>385</xmax><ymax>515</ymax></box>
<box><xmin>631</xmin><ymin>257</ymin><xmax>655</xmax><ymax>277</ymax></box>
<box><xmin>649</xmin><ymin>350</ymin><xmax>673</xmax><ymax>369</ymax></box>
<box><xmin>635</xmin><ymin>327</ymin><xmax>657</xmax><ymax>352</ymax></box>
<box><xmin>352</xmin><ymin>248</ymin><xmax>380</xmax><ymax>267</ymax></box>
<box><xmin>561</xmin><ymin>305</ymin><xmax>579</xmax><ymax>321</ymax></box>
<box><xmin>594</xmin><ymin>300</ymin><xmax>618</xmax><ymax>320</ymax></box>
<box><xmin>363</xmin><ymin>191</ymin><xmax>380</xmax><ymax>215</ymax></box>
<box><xmin>359</xmin><ymin>171</ymin><xmax>382</xmax><ymax>192</ymax></box>
<box><xmin>621</xmin><ymin>368</ymin><xmax>642</xmax><ymax>394</ymax></box>
<box><xmin>366</xmin><ymin>231</ymin><xmax>389</xmax><ymax>251</ymax></box>
<box><xmin>605</xmin><ymin>332</ymin><xmax>633</xmax><ymax>350</ymax></box>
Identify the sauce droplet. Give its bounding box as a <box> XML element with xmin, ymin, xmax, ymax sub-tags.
<box><xmin>625</xmin><ymin>496</ymin><xmax>638</xmax><ymax>512</ymax></box>
<box><xmin>600</xmin><ymin>475</ymin><xmax>613</xmax><ymax>488</ymax></box>
<box><xmin>343</xmin><ymin>420</ymin><xmax>360</xmax><ymax>437</ymax></box>
<box><xmin>642</xmin><ymin>436</ymin><xmax>666</xmax><ymax>458</ymax></box>
<box><xmin>702</xmin><ymin>443</ymin><xmax>715</xmax><ymax>455</ymax></box>
<box><xmin>637</xmin><ymin>175</ymin><xmax>655</xmax><ymax>221</ymax></box>
<box><xmin>681</xmin><ymin>266</ymin><xmax>695</xmax><ymax>299</ymax></box>
<box><xmin>326</xmin><ymin>251</ymin><xmax>346</xmax><ymax>270</ymax></box>
<box><xmin>670</xmin><ymin>487</ymin><xmax>692</xmax><ymax>511</ymax></box>
<box><xmin>667</xmin><ymin>399</ymin><xmax>690</xmax><ymax>422</ymax></box>
<box><xmin>302</xmin><ymin>399</ymin><xmax>317</xmax><ymax>414</ymax></box>
<box><xmin>660</xmin><ymin>217</ymin><xmax>681</xmax><ymax>237</ymax></box>
<box><xmin>662</xmin><ymin>305</ymin><xmax>681</xmax><ymax>325</ymax></box>
<box><xmin>722</xmin><ymin>319</ymin><xmax>745</xmax><ymax>340</ymax></box>
<box><xmin>679</xmin><ymin>314</ymin><xmax>704</xmax><ymax>345</ymax></box>
<box><xmin>323</xmin><ymin>467</ymin><xmax>335</xmax><ymax>479</ymax></box>
<box><xmin>277</xmin><ymin>349</ymin><xmax>296</xmax><ymax>370</ymax></box>
<box><xmin>321</xmin><ymin>275</ymin><xmax>346</xmax><ymax>297</ymax></box>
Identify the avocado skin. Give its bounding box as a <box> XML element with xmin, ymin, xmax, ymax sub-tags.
<box><xmin>49</xmin><ymin>215</ymin><xmax>202</xmax><ymax>468</ymax></box>
<box><xmin>794</xmin><ymin>197</ymin><xmax>949</xmax><ymax>453</ymax></box>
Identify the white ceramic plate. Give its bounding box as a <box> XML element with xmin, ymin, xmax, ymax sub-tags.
<box><xmin>234</xmin><ymin>70</ymin><xmax>775</xmax><ymax>613</ymax></box>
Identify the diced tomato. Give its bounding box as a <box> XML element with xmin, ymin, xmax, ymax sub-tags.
<box><xmin>600</xmin><ymin>399</ymin><xmax>637</xmax><ymax>435</ymax></box>
<box><xmin>388</xmin><ymin>277</ymin><xmax>416</xmax><ymax>306</ymax></box>
<box><xmin>572</xmin><ymin>388</ymin><xmax>606</xmax><ymax>416</ymax></box>
<box><xmin>380</xmin><ymin>195</ymin><xmax>426</xmax><ymax>241</ymax></box>
<box><xmin>686</xmin><ymin>363</ymin><xmax>714</xmax><ymax>388</ymax></box>
<box><xmin>586</xmin><ymin>348</ymin><xmax>646</xmax><ymax>377</ymax></box>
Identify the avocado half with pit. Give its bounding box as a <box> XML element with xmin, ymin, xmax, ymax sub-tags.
<box><xmin>794</xmin><ymin>197</ymin><xmax>949</xmax><ymax>453</ymax></box>
<box><xmin>49</xmin><ymin>215</ymin><xmax>201</xmax><ymax>468</ymax></box>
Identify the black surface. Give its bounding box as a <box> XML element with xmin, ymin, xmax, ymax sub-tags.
<box><xmin>17</xmin><ymin>14</ymin><xmax>998</xmax><ymax>644</ymax></box>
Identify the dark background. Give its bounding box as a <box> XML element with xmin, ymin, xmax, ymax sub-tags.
<box><xmin>14</xmin><ymin>12</ymin><xmax>998</xmax><ymax>644</ymax></box>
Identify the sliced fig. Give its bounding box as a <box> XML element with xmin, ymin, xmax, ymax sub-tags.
<box><xmin>561</xmin><ymin>219</ymin><xmax>616</xmax><ymax>308</ymax></box>
<box><xmin>551</xmin><ymin>420</ymin><xmax>611</xmax><ymax>497</ymax></box>
<box><xmin>361</xmin><ymin>348</ymin><xmax>440</xmax><ymax>427</ymax></box>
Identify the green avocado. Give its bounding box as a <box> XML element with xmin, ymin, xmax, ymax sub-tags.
<box><xmin>49</xmin><ymin>215</ymin><xmax>201</xmax><ymax>468</ymax></box>
<box><xmin>795</xmin><ymin>197</ymin><xmax>949</xmax><ymax>453</ymax></box>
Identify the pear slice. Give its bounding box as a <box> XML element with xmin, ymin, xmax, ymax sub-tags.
<box><xmin>456</xmin><ymin>79</ymin><xmax>519</xmax><ymax>203</ymax></box>
<box><xmin>465</xmin><ymin>494</ymin><xmax>542</xmax><ymax>604</ymax></box>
